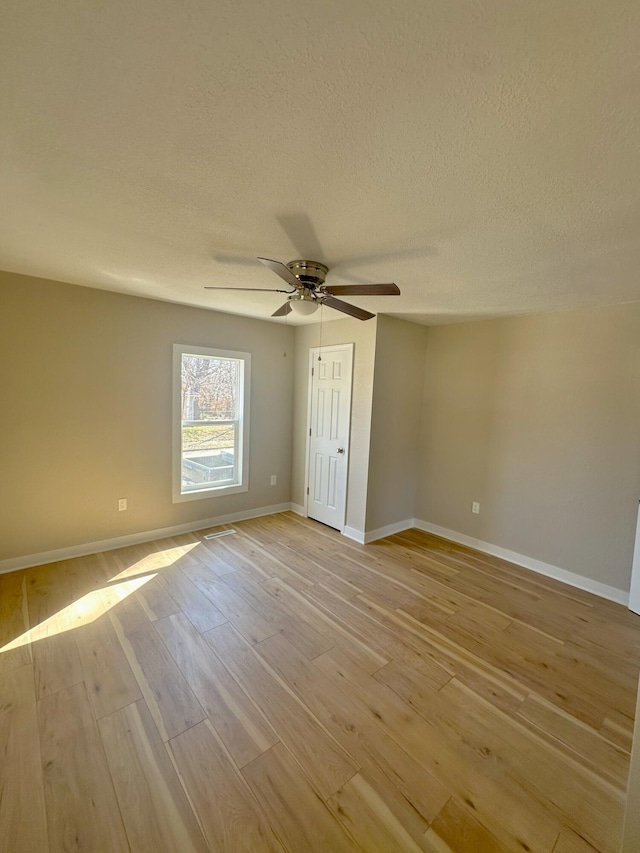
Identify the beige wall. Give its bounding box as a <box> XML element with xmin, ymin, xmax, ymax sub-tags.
<box><xmin>292</xmin><ymin>317</ymin><xmax>377</xmax><ymax>533</ymax></box>
<box><xmin>366</xmin><ymin>316</ymin><xmax>428</xmax><ymax>532</ymax></box>
<box><xmin>0</xmin><ymin>271</ymin><xmax>293</xmax><ymax>562</ymax></box>
<box><xmin>416</xmin><ymin>303</ymin><xmax>640</xmax><ymax>591</ymax></box>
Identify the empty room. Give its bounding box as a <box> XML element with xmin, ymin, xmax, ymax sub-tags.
<box><xmin>2</xmin><ymin>1</ymin><xmax>640</xmax><ymax>852</ymax></box>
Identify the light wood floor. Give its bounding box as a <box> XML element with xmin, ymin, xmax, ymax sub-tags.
<box><xmin>1</xmin><ymin>513</ymin><xmax>639</xmax><ymax>853</ymax></box>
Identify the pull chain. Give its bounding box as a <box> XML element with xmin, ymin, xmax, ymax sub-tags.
<box><xmin>283</xmin><ymin>308</ymin><xmax>288</xmax><ymax>357</ymax></box>
<box><xmin>318</xmin><ymin>302</ymin><xmax>324</xmax><ymax>361</ymax></box>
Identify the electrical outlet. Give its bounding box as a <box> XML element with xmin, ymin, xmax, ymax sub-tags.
<box><xmin>472</xmin><ymin>501</ymin><xmax>480</xmax><ymax>514</ymax></box>
<box><xmin>270</xmin><ymin>474</ymin><xmax>277</xmax><ymax>486</ymax></box>
<box><xmin>118</xmin><ymin>498</ymin><xmax>127</xmax><ymax>512</ymax></box>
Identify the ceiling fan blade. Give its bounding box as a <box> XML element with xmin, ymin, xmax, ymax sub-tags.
<box><xmin>271</xmin><ymin>301</ymin><xmax>293</xmax><ymax>317</ymax></box>
<box><xmin>204</xmin><ymin>286</ymin><xmax>292</xmax><ymax>292</ymax></box>
<box><xmin>257</xmin><ymin>257</ymin><xmax>301</xmax><ymax>288</ymax></box>
<box><xmin>321</xmin><ymin>295</ymin><xmax>375</xmax><ymax>321</ymax></box>
<box><xmin>323</xmin><ymin>283</ymin><xmax>400</xmax><ymax>296</ymax></box>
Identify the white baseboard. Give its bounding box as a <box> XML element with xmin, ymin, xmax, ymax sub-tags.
<box><xmin>342</xmin><ymin>518</ymin><xmax>413</xmax><ymax>545</ymax></box>
<box><xmin>342</xmin><ymin>525</ymin><xmax>365</xmax><ymax>544</ymax></box>
<box><xmin>290</xmin><ymin>503</ymin><xmax>306</xmax><ymax>517</ymax></box>
<box><xmin>363</xmin><ymin>518</ymin><xmax>414</xmax><ymax>544</ymax></box>
<box><xmin>414</xmin><ymin>518</ymin><xmax>629</xmax><ymax>606</ymax></box>
<box><xmin>0</xmin><ymin>503</ymin><xmax>293</xmax><ymax>576</ymax></box>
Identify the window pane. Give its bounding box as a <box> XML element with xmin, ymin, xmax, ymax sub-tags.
<box><xmin>181</xmin><ymin>355</ymin><xmax>239</xmax><ymax>421</ymax></box>
<box><xmin>182</xmin><ymin>422</ymin><xmax>235</xmax><ymax>453</ymax></box>
<box><xmin>180</xmin><ymin>353</ymin><xmax>241</xmax><ymax>492</ymax></box>
<box><xmin>181</xmin><ymin>424</ymin><xmax>236</xmax><ymax>489</ymax></box>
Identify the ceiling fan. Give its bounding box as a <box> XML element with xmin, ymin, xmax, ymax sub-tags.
<box><xmin>205</xmin><ymin>258</ymin><xmax>400</xmax><ymax>320</ymax></box>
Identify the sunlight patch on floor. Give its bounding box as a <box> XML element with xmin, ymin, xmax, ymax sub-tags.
<box><xmin>0</xmin><ymin>574</ymin><xmax>156</xmax><ymax>653</ymax></box>
<box><xmin>109</xmin><ymin>542</ymin><xmax>199</xmax><ymax>581</ymax></box>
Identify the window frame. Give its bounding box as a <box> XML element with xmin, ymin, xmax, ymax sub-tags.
<box><xmin>172</xmin><ymin>343</ymin><xmax>251</xmax><ymax>503</ymax></box>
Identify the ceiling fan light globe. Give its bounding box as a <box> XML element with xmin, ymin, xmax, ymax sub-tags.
<box><xmin>289</xmin><ymin>299</ymin><xmax>319</xmax><ymax>316</ymax></box>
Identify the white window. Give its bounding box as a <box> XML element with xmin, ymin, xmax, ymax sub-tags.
<box><xmin>173</xmin><ymin>344</ymin><xmax>250</xmax><ymax>501</ymax></box>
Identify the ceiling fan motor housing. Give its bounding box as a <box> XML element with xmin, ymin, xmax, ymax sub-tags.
<box><xmin>286</xmin><ymin>260</ymin><xmax>328</xmax><ymax>289</ymax></box>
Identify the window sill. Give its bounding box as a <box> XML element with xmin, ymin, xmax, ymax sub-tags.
<box><xmin>172</xmin><ymin>482</ymin><xmax>249</xmax><ymax>503</ymax></box>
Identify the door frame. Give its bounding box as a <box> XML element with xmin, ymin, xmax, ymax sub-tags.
<box><xmin>303</xmin><ymin>342</ymin><xmax>354</xmax><ymax>531</ymax></box>
<box><xmin>630</xmin><ymin>501</ymin><xmax>640</xmax><ymax>615</ymax></box>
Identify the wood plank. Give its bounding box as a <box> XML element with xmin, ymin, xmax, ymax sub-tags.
<box><xmin>102</xmin><ymin>582</ymin><xmax>150</xmax><ymax>635</ymax></box>
<box><xmin>261</xmin><ymin>577</ymin><xmax>388</xmax><ymax>673</ymax></box>
<box><xmin>399</xmin><ymin>599</ymin><xmax>609</xmax><ymax>730</ymax></box>
<box><xmin>183</xmin><ymin>562</ymin><xmax>279</xmax><ymax>644</ymax></box>
<box><xmin>219</xmin><ymin>570</ymin><xmax>292</xmax><ymax>624</ymax></box>
<box><xmin>374</xmin><ymin>653</ymin><xmax>453</xmax><ymax>708</ymax></box>
<box><xmin>156</xmin><ymin>612</ymin><xmax>278</xmax><ymax>766</ymax></box>
<box><xmin>31</xmin><ymin>628</ymin><xmax>84</xmax><ymax>702</ymax></box>
<box><xmin>566</xmin><ymin>634</ymin><xmax>640</xmax><ymax>693</ymax></box>
<box><xmin>157</xmin><ymin>565</ymin><xmax>227</xmax><ymax>632</ymax></box>
<box><xmin>255</xmin><ymin>630</ymin><xmax>450</xmax><ymax>842</ymax></box>
<box><xmin>0</xmin><ymin>572</ymin><xmax>31</xmax><ymax>674</ymax></box>
<box><xmin>187</xmin><ymin>544</ymin><xmax>238</xmax><ymax>576</ymax></box>
<box><xmin>301</xmin><ymin>583</ymin><xmax>406</xmax><ymax>660</ymax></box>
<box><xmin>240</xmin><ymin>535</ymin><xmax>352</xmax><ymax>593</ymax></box>
<box><xmin>517</xmin><ymin>694</ymin><xmax>630</xmax><ymax>789</ymax></box>
<box><xmin>573</xmin><ymin>619</ymin><xmax>640</xmax><ymax>659</ymax></box>
<box><xmin>328</xmin><ymin>772</ymin><xmax>429</xmax><ymax>852</ymax></box>
<box><xmin>222</xmin><ymin>570</ymin><xmax>334</xmax><ymax>658</ymax></box>
<box><xmin>553</xmin><ymin>828</ymin><xmax>601</xmax><ymax>853</ymax></box>
<box><xmin>600</xmin><ymin>710</ymin><xmax>635</xmax><ymax>752</ymax></box>
<box><xmin>315</xmin><ymin>647</ymin><xmax>563</xmax><ymax>853</ymax></box>
<box><xmin>109</xmin><ymin>616</ymin><xmax>205</xmax><ymax>741</ymax></box>
<box><xmin>242</xmin><ymin>742</ymin><xmax>361</xmax><ymax>852</ymax></box>
<box><xmin>207</xmin><ymin>536</ymin><xmax>274</xmax><ymax>583</ymax></box>
<box><xmin>217</xmin><ymin>535</ymin><xmax>292</xmax><ymax>582</ymax></box>
<box><xmin>98</xmin><ymin>699</ymin><xmax>208</xmax><ymax>852</ymax></box>
<box><xmin>432</xmin><ymin>678</ymin><xmax>624</xmax><ymax>853</ymax></box>
<box><xmin>135</xmin><ymin>575</ymin><xmax>181</xmax><ymax>622</ymax></box>
<box><xmin>452</xmin><ymin>655</ymin><xmax>530</xmax><ymax>715</ymax></box>
<box><xmin>76</xmin><ymin>611</ymin><xmax>142</xmax><ymax>719</ymax></box>
<box><xmin>38</xmin><ymin>681</ymin><xmax>128</xmax><ymax>852</ymax></box>
<box><xmin>107</xmin><ymin>538</ymin><xmax>199</xmax><ymax>582</ymax></box>
<box><xmin>356</xmin><ymin>594</ymin><xmax>531</xmax><ymax>712</ymax></box>
<box><xmin>426</xmin><ymin>797</ymin><xmax>511</xmax><ymax>853</ymax></box>
<box><xmin>205</xmin><ymin>622</ymin><xmax>358</xmax><ymax>798</ymax></box>
<box><xmin>56</xmin><ymin>553</ymin><xmax>111</xmax><ymax>599</ymax></box>
<box><xmin>0</xmin><ymin>665</ymin><xmax>48</xmax><ymax>853</ymax></box>
<box><xmin>169</xmin><ymin>719</ymin><xmax>285</xmax><ymax>853</ymax></box>
<box><xmin>26</xmin><ymin>563</ymin><xmax>84</xmax><ymax>700</ymax></box>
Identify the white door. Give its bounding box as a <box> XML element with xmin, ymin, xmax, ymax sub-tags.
<box><xmin>306</xmin><ymin>344</ymin><xmax>354</xmax><ymax>530</ymax></box>
<box><xmin>630</xmin><ymin>501</ymin><xmax>640</xmax><ymax>615</ymax></box>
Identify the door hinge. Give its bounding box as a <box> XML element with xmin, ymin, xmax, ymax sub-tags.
<box><xmin>311</xmin><ymin>367</ymin><xmax>314</xmax><ymax>376</ymax></box>
<box><xmin>306</xmin><ymin>487</ymin><xmax>309</xmax><ymax>495</ymax></box>
<box><xmin>309</xmin><ymin>428</ymin><xmax>311</xmax><ymax>436</ymax></box>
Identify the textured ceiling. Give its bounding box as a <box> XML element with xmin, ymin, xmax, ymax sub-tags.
<box><xmin>2</xmin><ymin>0</ymin><xmax>640</xmax><ymax>325</ymax></box>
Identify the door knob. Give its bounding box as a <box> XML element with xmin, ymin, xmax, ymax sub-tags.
<box><xmin>337</xmin><ymin>447</ymin><xmax>345</xmax><ymax>454</ymax></box>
